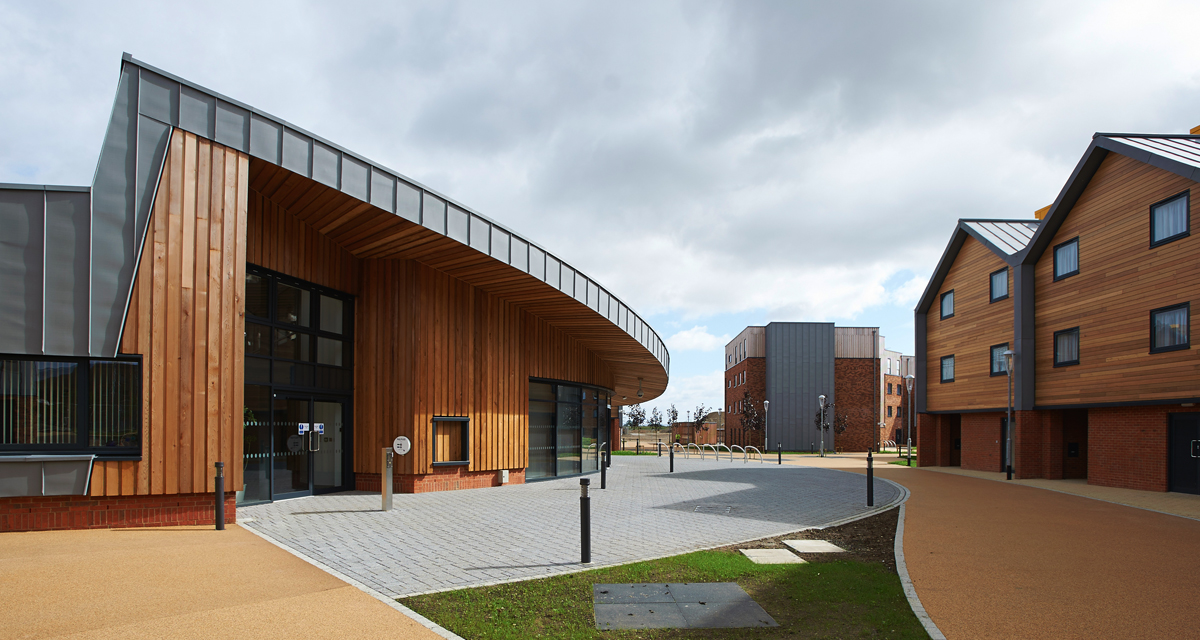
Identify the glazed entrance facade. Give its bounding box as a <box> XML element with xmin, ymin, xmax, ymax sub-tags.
<box><xmin>241</xmin><ymin>267</ymin><xmax>354</xmax><ymax>503</ymax></box>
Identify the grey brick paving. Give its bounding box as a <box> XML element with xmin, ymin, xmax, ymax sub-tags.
<box><xmin>239</xmin><ymin>456</ymin><xmax>900</xmax><ymax>598</ymax></box>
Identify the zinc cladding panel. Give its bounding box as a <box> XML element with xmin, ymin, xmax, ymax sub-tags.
<box><xmin>0</xmin><ymin>190</ymin><xmax>45</xmax><ymax>353</ymax></box>
<box><xmin>43</xmin><ymin>192</ymin><xmax>91</xmax><ymax>355</ymax></box>
<box><xmin>765</xmin><ymin>323</ymin><xmax>835</xmax><ymax>451</ymax></box>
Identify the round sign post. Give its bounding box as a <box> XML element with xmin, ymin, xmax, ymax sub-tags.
<box><xmin>393</xmin><ymin>436</ymin><xmax>411</xmax><ymax>456</ymax></box>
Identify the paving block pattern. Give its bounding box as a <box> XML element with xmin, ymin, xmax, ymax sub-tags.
<box><xmin>240</xmin><ymin>457</ymin><xmax>900</xmax><ymax>597</ymax></box>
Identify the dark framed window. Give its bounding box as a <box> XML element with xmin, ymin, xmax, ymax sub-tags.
<box><xmin>431</xmin><ymin>416</ymin><xmax>470</xmax><ymax>466</ymax></box>
<box><xmin>0</xmin><ymin>355</ymin><xmax>142</xmax><ymax>455</ymax></box>
<box><xmin>940</xmin><ymin>355</ymin><xmax>955</xmax><ymax>383</ymax></box>
<box><xmin>1053</xmin><ymin>238</ymin><xmax>1079</xmax><ymax>281</ymax></box>
<box><xmin>1150</xmin><ymin>303</ymin><xmax>1190</xmax><ymax>353</ymax></box>
<box><xmin>1150</xmin><ymin>191</ymin><xmax>1189</xmax><ymax>247</ymax></box>
<box><xmin>990</xmin><ymin>343</ymin><xmax>1009</xmax><ymax>376</ymax></box>
<box><xmin>887</xmin><ymin>383</ymin><xmax>893</xmax><ymax>395</ymax></box>
<box><xmin>940</xmin><ymin>290</ymin><xmax>955</xmax><ymax>319</ymax></box>
<box><xmin>1054</xmin><ymin>328</ymin><xmax>1080</xmax><ymax>366</ymax></box>
<box><xmin>990</xmin><ymin>267</ymin><xmax>1009</xmax><ymax>302</ymax></box>
<box><xmin>887</xmin><ymin>405</ymin><xmax>893</xmax><ymax>417</ymax></box>
<box><xmin>528</xmin><ymin>379</ymin><xmax>610</xmax><ymax>480</ymax></box>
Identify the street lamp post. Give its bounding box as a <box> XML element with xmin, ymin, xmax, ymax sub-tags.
<box><xmin>818</xmin><ymin>394</ymin><xmax>827</xmax><ymax>458</ymax></box>
<box><xmin>1004</xmin><ymin>349</ymin><xmax>1015</xmax><ymax>481</ymax></box>
<box><xmin>763</xmin><ymin>400</ymin><xmax>770</xmax><ymax>452</ymax></box>
<box><xmin>904</xmin><ymin>374</ymin><xmax>915</xmax><ymax>467</ymax></box>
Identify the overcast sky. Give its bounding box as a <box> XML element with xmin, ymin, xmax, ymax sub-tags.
<box><xmin>4</xmin><ymin>0</ymin><xmax>1200</xmax><ymax>416</ymax></box>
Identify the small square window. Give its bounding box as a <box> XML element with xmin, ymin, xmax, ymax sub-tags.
<box><xmin>941</xmin><ymin>290</ymin><xmax>955</xmax><ymax>319</ymax></box>
<box><xmin>940</xmin><ymin>355</ymin><xmax>955</xmax><ymax>382</ymax></box>
<box><xmin>432</xmin><ymin>417</ymin><xmax>470</xmax><ymax>465</ymax></box>
<box><xmin>990</xmin><ymin>268</ymin><xmax>1009</xmax><ymax>302</ymax></box>
<box><xmin>1054</xmin><ymin>238</ymin><xmax>1079</xmax><ymax>281</ymax></box>
<box><xmin>1151</xmin><ymin>303</ymin><xmax>1190</xmax><ymax>353</ymax></box>
<box><xmin>990</xmin><ymin>343</ymin><xmax>1009</xmax><ymax>376</ymax></box>
<box><xmin>1054</xmin><ymin>328</ymin><xmax>1080</xmax><ymax>367</ymax></box>
<box><xmin>1151</xmin><ymin>192</ymin><xmax>1189</xmax><ymax>247</ymax></box>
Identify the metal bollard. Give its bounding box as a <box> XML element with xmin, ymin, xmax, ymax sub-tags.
<box><xmin>669</xmin><ymin>444</ymin><xmax>674</xmax><ymax>472</ymax></box>
<box><xmin>606</xmin><ymin>446</ymin><xmax>612</xmax><ymax>468</ymax></box>
<box><xmin>601</xmin><ymin>449</ymin><xmax>607</xmax><ymax>490</ymax></box>
<box><xmin>214</xmin><ymin>462</ymin><xmax>225</xmax><ymax>530</ymax></box>
<box><xmin>866</xmin><ymin>450</ymin><xmax>874</xmax><ymax>507</ymax></box>
<box><xmin>637</xmin><ymin>440</ymin><xmax>640</xmax><ymax>455</ymax></box>
<box><xmin>382</xmin><ymin>448</ymin><xmax>394</xmax><ymax>511</ymax></box>
<box><xmin>777</xmin><ymin>442</ymin><xmax>782</xmax><ymax>465</ymax></box>
<box><xmin>580</xmin><ymin>478</ymin><xmax>591</xmax><ymax>564</ymax></box>
<box><xmin>658</xmin><ymin>441</ymin><xmax>662</xmax><ymax>457</ymax></box>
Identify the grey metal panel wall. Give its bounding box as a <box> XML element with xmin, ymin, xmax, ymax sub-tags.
<box><xmin>764</xmin><ymin>322</ymin><xmax>835</xmax><ymax>451</ymax></box>
<box><xmin>43</xmin><ymin>191</ymin><xmax>91</xmax><ymax>355</ymax></box>
<box><xmin>0</xmin><ymin>190</ymin><xmax>45</xmax><ymax>354</ymax></box>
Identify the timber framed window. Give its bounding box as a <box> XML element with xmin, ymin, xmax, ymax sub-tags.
<box><xmin>940</xmin><ymin>290</ymin><xmax>955</xmax><ymax>319</ymax></box>
<box><xmin>940</xmin><ymin>355</ymin><xmax>955</xmax><ymax>383</ymax></box>
<box><xmin>990</xmin><ymin>343</ymin><xmax>1009</xmax><ymax>376</ymax></box>
<box><xmin>431</xmin><ymin>417</ymin><xmax>470</xmax><ymax>466</ymax></box>
<box><xmin>1150</xmin><ymin>191</ymin><xmax>1189</xmax><ymax>248</ymax></box>
<box><xmin>1150</xmin><ymin>303</ymin><xmax>1190</xmax><ymax>354</ymax></box>
<box><xmin>0</xmin><ymin>355</ymin><xmax>142</xmax><ymax>456</ymax></box>
<box><xmin>1054</xmin><ymin>328</ymin><xmax>1080</xmax><ymax>367</ymax></box>
<box><xmin>990</xmin><ymin>267</ymin><xmax>1009</xmax><ymax>302</ymax></box>
<box><xmin>1053</xmin><ymin>238</ymin><xmax>1079</xmax><ymax>281</ymax></box>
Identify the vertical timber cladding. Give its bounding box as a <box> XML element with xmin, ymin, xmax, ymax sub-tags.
<box><xmin>247</xmin><ymin>180</ymin><xmax>616</xmax><ymax>483</ymax></box>
<box><xmin>115</xmin><ymin>129</ymin><xmax>249</xmax><ymax>497</ymax></box>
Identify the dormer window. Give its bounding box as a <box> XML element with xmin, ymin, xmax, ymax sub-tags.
<box><xmin>940</xmin><ymin>290</ymin><xmax>955</xmax><ymax>319</ymax></box>
<box><xmin>1151</xmin><ymin>191</ymin><xmax>1189</xmax><ymax>247</ymax></box>
<box><xmin>1054</xmin><ymin>238</ymin><xmax>1079</xmax><ymax>281</ymax></box>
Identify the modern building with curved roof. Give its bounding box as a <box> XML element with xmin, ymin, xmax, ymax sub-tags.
<box><xmin>0</xmin><ymin>54</ymin><xmax>668</xmax><ymax>530</ymax></box>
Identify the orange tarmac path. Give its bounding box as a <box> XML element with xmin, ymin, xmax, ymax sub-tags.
<box><xmin>874</xmin><ymin>467</ymin><xmax>1200</xmax><ymax>640</ymax></box>
<box><xmin>0</xmin><ymin>524</ymin><xmax>441</xmax><ymax>639</ymax></box>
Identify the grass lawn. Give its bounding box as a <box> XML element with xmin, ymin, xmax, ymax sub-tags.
<box><xmin>887</xmin><ymin>460</ymin><xmax>918</xmax><ymax>467</ymax></box>
<box><xmin>400</xmin><ymin>509</ymin><xmax>929</xmax><ymax>639</ymax></box>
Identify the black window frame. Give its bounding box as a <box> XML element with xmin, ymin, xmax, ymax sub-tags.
<box><xmin>1053</xmin><ymin>237</ymin><xmax>1080</xmax><ymax>281</ymax></box>
<box><xmin>1150</xmin><ymin>302</ymin><xmax>1191</xmax><ymax>354</ymax></box>
<box><xmin>431</xmin><ymin>416</ymin><xmax>471</xmax><ymax>466</ymax></box>
<box><xmin>1149</xmin><ymin>190</ymin><xmax>1190</xmax><ymax>248</ymax></box>
<box><xmin>0</xmin><ymin>353</ymin><xmax>143</xmax><ymax>458</ymax></box>
<box><xmin>940</xmin><ymin>355</ymin><xmax>955</xmax><ymax>383</ymax></box>
<box><xmin>1053</xmin><ymin>327</ymin><xmax>1080</xmax><ymax>367</ymax></box>
<box><xmin>989</xmin><ymin>267</ymin><xmax>1009</xmax><ymax>303</ymax></box>
<box><xmin>887</xmin><ymin>405</ymin><xmax>893</xmax><ymax>418</ymax></box>
<box><xmin>990</xmin><ymin>342</ymin><xmax>1009</xmax><ymax>377</ymax></box>
<box><xmin>940</xmin><ymin>290</ymin><xmax>955</xmax><ymax>320</ymax></box>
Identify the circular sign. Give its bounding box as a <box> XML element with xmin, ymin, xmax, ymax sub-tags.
<box><xmin>287</xmin><ymin>434</ymin><xmax>303</xmax><ymax>453</ymax></box>
<box><xmin>392</xmin><ymin>436</ymin><xmax>411</xmax><ymax>456</ymax></box>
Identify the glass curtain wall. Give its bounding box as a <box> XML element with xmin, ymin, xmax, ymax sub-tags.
<box><xmin>528</xmin><ymin>380</ymin><xmax>609</xmax><ymax>480</ymax></box>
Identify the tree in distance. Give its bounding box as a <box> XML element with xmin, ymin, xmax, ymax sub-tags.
<box><xmin>739</xmin><ymin>391</ymin><xmax>764</xmax><ymax>433</ymax></box>
<box><xmin>649</xmin><ymin>407</ymin><xmax>663</xmax><ymax>429</ymax></box>
<box><xmin>625</xmin><ymin>404</ymin><xmax>646</xmax><ymax>430</ymax></box>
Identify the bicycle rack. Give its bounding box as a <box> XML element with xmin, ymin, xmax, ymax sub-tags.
<box><xmin>744</xmin><ymin>446</ymin><xmax>763</xmax><ymax>463</ymax></box>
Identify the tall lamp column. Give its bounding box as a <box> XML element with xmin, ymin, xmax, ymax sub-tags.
<box><xmin>904</xmin><ymin>374</ymin><xmax>915</xmax><ymax>467</ymax></box>
<box><xmin>818</xmin><ymin>394</ymin><xmax>827</xmax><ymax>458</ymax></box>
<box><xmin>1004</xmin><ymin>349</ymin><xmax>1015</xmax><ymax>480</ymax></box>
<box><xmin>763</xmin><ymin>400</ymin><xmax>770</xmax><ymax>452</ymax></box>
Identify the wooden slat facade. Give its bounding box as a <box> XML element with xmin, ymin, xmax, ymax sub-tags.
<box><xmin>105</xmin><ymin>129</ymin><xmax>249</xmax><ymax>497</ymax></box>
<box><xmin>925</xmin><ymin>236</ymin><xmax>1014</xmax><ymax>412</ymax></box>
<box><xmin>1035</xmin><ymin>153</ymin><xmax>1200</xmax><ymax>406</ymax></box>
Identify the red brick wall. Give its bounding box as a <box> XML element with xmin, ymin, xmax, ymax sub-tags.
<box><xmin>834</xmin><ymin>359</ymin><xmax>879</xmax><ymax>452</ymax></box>
<box><xmin>881</xmin><ymin>374</ymin><xmax>912</xmax><ymax>448</ymax></box>
<box><xmin>724</xmin><ymin>357</ymin><xmax>766</xmax><ymax>448</ymax></box>
<box><xmin>356</xmin><ymin>467</ymin><xmax>526</xmax><ymax>493</ymax></box>
<box><xmin>0</xmin><ymin>493</ymin><xmax>235</xmax><ymax>532</ymax></box>
<box><xmin>962</xmin><ymin>412</ymin><xmax>1005</xmax><ymax>472</ymax></box>
<box><xmin>1086</xmin><ymin>405</ymin><xmax>1200</xmax><ymax>492</ymax></box>
<box><xmin>918</xmin><ymin>413</ymin><xmax>961</xmax><ymax>467</ymax></box>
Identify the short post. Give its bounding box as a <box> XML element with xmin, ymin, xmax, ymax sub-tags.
<box><xmin>214</xmin><ymin>462</ymin><xmax>225</xmax><ymax>530</ymax></box>
<box><xmin>657</xmin><ymin>441</ymin><xmax>662</xmax><ymax>457</ymax></box>
<box><xmin>580</xmin><ymin>478</ymin><xmax>591</xmax><ymax>564</ymax></box>
<box><xmin>866</xmin><ymin>450</ymin><xmax>874</xmax><ymax>507</ymax></box>
<box><xmin>777</xmin><ymin>442</ymin><xmax>782</xmax><ymax>465</ymax></box>
<box><xmin>382</xmin><ymin>448</ymin><xmax>394</xmax><ymax>511</ymax></box>
<box><xmin>669</xmin><ymin>444</ymin><xmax>674</xmax><ymax>472</ymax></box>
<box><xmin>601</xmin><ymin>446</ymin><xmax>607</xmax><ymax>490</ymax></box>
<box><xmin>637</xmin><ymin>440</ymin><xmax>640</xmax><ymax>455</ymax></box>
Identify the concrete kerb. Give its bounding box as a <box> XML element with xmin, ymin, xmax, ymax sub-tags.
<box><xmin>889</xmin><ymin>485</ymin><xmax>947</xmax><ymax>640</ymax></box>
<box><xmin>239</xmin><ymin>521</ymin><xmax>465</xmax><ymax>640</ymax></box>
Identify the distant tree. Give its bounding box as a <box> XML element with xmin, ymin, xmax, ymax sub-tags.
<box><xmin>626</xmin><ymin>404</ymin><xmax>646</xmax><ymax>429</ymax></box>
<box><xmin>692</xmin><ymin>403</ymin><xmax>710</xmax><ymax>432</ymax></box>
<box><xmin>813</xmin><ymin>403</ymin><xmax>850</xmax><ymax>444</ymax></box>
<box><xmin>666</xmin><ymin>404</ymin><xmax>679</xmax><ymax>429</ymax></box>
<box><xmin>739</xmin><ymin>391</ymin><xmax>764</xmax><ymax>432</ymax></box>
<box><xmin>649</xmin><ymin>407</ymin><xmax>663</xmax><ymax>428</ymax></box>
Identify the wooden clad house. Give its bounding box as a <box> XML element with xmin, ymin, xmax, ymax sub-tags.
<box><xmin>916</xmin><ymin>131</ymin><xmax>1200</xmax><ymax>493</ymax></box>
<box><xmin>0</xmin><ymin>55</ymin><xmax>669</xmax><ymax>531</ymax></box>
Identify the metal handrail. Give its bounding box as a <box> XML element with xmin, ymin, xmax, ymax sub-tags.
<box><xmin>745</xmin><ymin>446</ymin><xmax>763</xmax><ymax>463</ymax></box>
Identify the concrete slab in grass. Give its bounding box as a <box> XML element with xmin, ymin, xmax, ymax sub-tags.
<box><xmin>594</xmin><ymin>604</ymin><xmax>687</xmax><ymax>630</ymax></box>
<box><xmin>740</xmin><ymin>548</ymin><xmax>806</xmax><ymax>564</ymax></box>
<box><xmin>667</xmin><ymin>582</ymin><xmax>752</xmax><ymax>603</ymax></box>
<box><xmin>679</xmin><ymin>601</ymin><xmax>778</xmax><ymax>628</ymax></box>
<box><xmin>592</xmin><ymin>584</ymin><xmax>676</xmax><ymax>604</ymax></box>
<box><xmin>594</xmin><ymin>582</ymin><xmax>778</xmax><ymax>630</ymax></box>
<box><xmin>784</xmin><ymin>540</ymin><xmax>846</xmax><ymax>553</ymax></box>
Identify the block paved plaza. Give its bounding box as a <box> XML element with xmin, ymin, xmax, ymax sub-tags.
<box><xmin>240</xmin><ymin>455</ymin><xmax>902</xmax><ymax>597</ymax></box>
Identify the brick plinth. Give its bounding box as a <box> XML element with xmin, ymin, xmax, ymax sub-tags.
<box><xmin>1086</xmin><ymin>405</ymin><xmax>1200</xmax><ymax>492</ymax></box>
<box><xmin>0</xmin><ymin>492</ymin><xmax>235</xmax><ymax>532</ymax></box>
<box><xmin>356</xmin><ymin>467</ymin><xmax>526</xmax><ymax>494</ymax></box>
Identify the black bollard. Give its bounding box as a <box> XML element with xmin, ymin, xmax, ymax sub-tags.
<box><xmin>669</xmin><ymin>444</ymin><xmax>674</xmax><ymax>472</ymax></box>
<box><xmin>777</xmin><ymin>442</ymin><xmax>782</xmax><ymax>465</ymax></box>
<box><xmin>601</xmin><ymin>450</ymin><xmax>607</xmax><ymax>490</ymax></box>
<box><xmin>580</xmin><ymin>478</ymin><xmax>591</xmax><ymax>564</ymax></box>
<box><xmin>637</xmin><ymin>440</ymin><xmax>640</xmax><ymax>455</ymax></box>
<box><xmin>606</xmin><ymin>446</ymin><xmax>611</xmax><ymax>468</ymax></box>
<box><xmin>866</xmin><ymin>451</ymin><xmax>874</xmax><ymax>507</ymax></box>
<box><xmin>214</xmin><ymin>462</ymin><xmax>225</xmax><ymax>530</ymax></box>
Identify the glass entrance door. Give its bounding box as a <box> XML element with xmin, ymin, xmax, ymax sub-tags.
<box><xmin>312</xmin><ymin>400</ymin><xmax>345</xmax><ymax>493</ymax></box>
<box><xmin>272</xmin><ymin>397</ymin><xmax>312</xmax><ymax>499</ymax></box>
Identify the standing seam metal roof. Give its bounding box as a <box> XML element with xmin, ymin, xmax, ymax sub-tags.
<box><xmin>963</xmin><ymin>221</ymin><xmax>1039</xmax><ymax>255</ymax></box>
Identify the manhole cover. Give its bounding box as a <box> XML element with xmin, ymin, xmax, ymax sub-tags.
<box><xmin>692</xmin><ymin>505</ymin><xmax>736</xmax><ymax>514</ymax></box>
